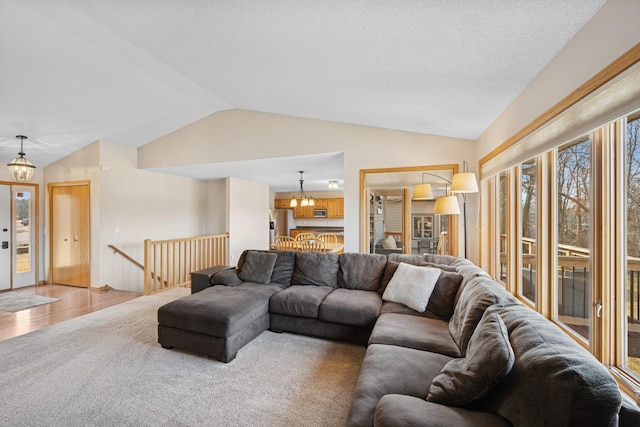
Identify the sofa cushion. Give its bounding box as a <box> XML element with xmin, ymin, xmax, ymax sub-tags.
<box><xmin>369</xmin><ymin>313</ymin><xmax>461</xmax><ymax>357</ymax></box>
<box><xmin>210</xmin><ymin>268</ymin><xmax>243</xmax><ymax>286</ymax></box>
<box><xmin>237</xmin><ymin>251</ymin><xmax>277</xmax><ymax>284</ymax></box>
<box><xmin>374</xmin><ymin>395</ymin><xmax>511</xmax><ymax>427</ymax></box>
<box><xmin>337</xmin><ymin>252</ymin><xmax>387</xmax><ymax>291</ymax></box>
<box><xmin>291</xmin><ymin>252</ymin><xmax>339</xmax><ymax>288</ymax></box>
<box><xmin>428</xmin><ymin>312</ymin><xmax>514</xmax><ymax>406</ymax></box>
<box><xmin>379</xmin><ymin>301</ymin><xmax>443</xmax><ymax>320</ymax></box>
<box><xmin>426</xmin><ymin>270</ymin><xmax>463</xmax><ymax>321</ymax></box>
<box><xmin>478</xmin><ymin>304</ymin><xmax>622</xmax><ymax>427</ymax></box>
<box><xmin>448</xmin><ymin>277</ymin><xmax>518</xmax><ymax>355</ymax></box>
<box><xmin>318</xmin><ymin>289</ymin><xmax>382</xmax><ymax>327</ymax></box>
<box><xmin>382</xmin><ymin>263</ymin><xmax>440</xmax><ymax>312</ymax></box>
<box><xmin>346</xmin><ymin>344</ymin><xmax>453</xmax><ymax>427</ymax></box>
<box><xmin>269</xmin><ymin>285</ymin><xmax>334</xmax><ymax>318</ymax></box>
<box><xmin>238</xmin><ymin>249</ymin><xmax>297</xmax><ymax>284</ymax></box>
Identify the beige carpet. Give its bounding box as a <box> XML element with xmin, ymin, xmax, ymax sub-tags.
<box><xmin>0</xmin><ymin>288</ymin><xmax>365</xmax><ymax>426</ymax></box>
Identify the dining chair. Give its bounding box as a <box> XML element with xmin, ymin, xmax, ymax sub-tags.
<box><xmin>294</xmin><ymin>232</ymin><xmax>316</xmax><ymax>241</ymax></box>
<box><xmin>316</xmin><ymin>233</ymin><xmax>338</xmax><ymax>245</ymax></box>
<box><xmin>275</xmin><ymin>236</ymin><xmax>300</xmax><ymax>251</ymax></box>
<box><xmin>298</xmin><ymin>238</ymin><xmax>326</xmax><ymax>253</ymax></box>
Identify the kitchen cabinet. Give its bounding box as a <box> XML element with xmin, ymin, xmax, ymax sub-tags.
<box><xmin>274</xmin><ymin>199</ymin><xmax>290</xmax><ymax>209</ymax></box>
<box><xmin>327</xmin><ymin>198</ymin><xmax>344</xmax><ymax>218</ymax></box>
<box><xmin>293</xmin><ymin>205</ymin><xmax>314</xmax><ymax>218</ymax></box>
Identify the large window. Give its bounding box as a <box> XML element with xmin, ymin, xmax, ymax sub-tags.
<box><xmin>520</xmin><ymin>159</ymin><xmax>537</xmax><ymax>304</ymax></box>
<box><xmin>625</xmin><ymin>114</ymin><xmax>640</xmax><ymax>378</ymax></box>
<box><xmin>555</xmin><ymin>138</ymin><xmax>591</xmax><ymax>343</ymax></box>
<box><xmin>483</xmin><ymin>112</ymin><xmax>640</xmax><ymax>398</ymax></box>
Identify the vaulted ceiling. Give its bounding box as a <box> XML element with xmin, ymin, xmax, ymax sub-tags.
<box><xmin>0</xmin><ymin>0</ymin><xmax>607</xmax><ymax>190</ymax></box>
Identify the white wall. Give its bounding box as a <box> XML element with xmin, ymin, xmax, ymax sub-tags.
<box><xmin>99</xmin><ymin>141</ymin><xmax>206</xmax><ymax>292</ymax></box>
<box><xmin>226</xmin><ymin>177</ymin><xmax>270</xmax><ymax>264</ymax></box>
<box><xmin>138</xmin><ymin>109</ymin><xmax>474</xmax><ymax>257</ymax></box>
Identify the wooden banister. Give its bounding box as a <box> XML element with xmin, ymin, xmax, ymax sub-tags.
<box><xmin>108</xmin><ymin>245</ymin><xmax>143</xmax><ymax>269</ymax></box>
<box><xmin>143</xmin><ymin>233</ymin><xmax>229</xmax><ymax>295</ymax></box>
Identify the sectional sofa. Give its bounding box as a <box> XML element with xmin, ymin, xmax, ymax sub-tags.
<box><xmin>157</xmin><ymin>249</ymin><xmax>638</xmax><ymax>426</ymax></box>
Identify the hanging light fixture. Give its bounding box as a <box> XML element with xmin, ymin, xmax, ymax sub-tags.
<box><xmin>7</xmin><ymin>135</ymin><xmax>36</xmax><ymax>182</ymax></box>
<box><xmin>289</xmin><ymin>171</ymin><xmax>315</xmax><ymax>208</ymax></box>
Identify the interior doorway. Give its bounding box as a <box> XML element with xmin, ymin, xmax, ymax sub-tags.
<box><xmin>48</xmin><ymin>181</ymin><xmax>90</xmax><ymax>287</ymax></box>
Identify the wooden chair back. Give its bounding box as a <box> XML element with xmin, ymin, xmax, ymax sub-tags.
<box><xmin>298</xmin><ymin>238</ymin><xmax>326</xmax><ymax>253</ymax></box>
<box><xmin>316</xmin><ymin>233</ymin><xmax>338</xmax><ymax>245</ymax></box>
<box><xmin>294</xmin><ymin>232</ymin><xmax>316</xmax><ymax>241</ymax></box>
<box><xmin>275</xmin><ymin>236</ymin><xmax>300</xmax><ymax>251</ymax></box>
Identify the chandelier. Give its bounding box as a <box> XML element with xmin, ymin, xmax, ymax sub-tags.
<box><xmin>290</xmin><ymin>171</ymin><xmax>315</xmax><ymax>208</ymax></box>
<box><xmin>7</xmin><ymin>135</ymin><xmax>36</xmax><ymax>182</ymax></box>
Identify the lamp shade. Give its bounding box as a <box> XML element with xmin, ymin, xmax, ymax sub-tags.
<box><xmin>7</xmin><ymin>156</ymin><xmax>35</xmax><ymax>182</ymax></box>
<box><xmin>434</xmin><ymin>195</ymin><xmax>460</xmax><ymax>215</ymax></box>
<box><xmin>412</xmin><ymin>183</ymin><xmax>434</xmax><ymax>200</ymax></box>
<box><xmin>450</xmin><ymin>172</ymin><xmax>478</xmax><ymax>193</ymax></box>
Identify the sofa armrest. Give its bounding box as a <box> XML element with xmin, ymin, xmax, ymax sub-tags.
<box><xmin>374</xmin><ymin>394</ymin><xmax>510</xmax><ymax>427</ymax></box>
<box><xmin>190</xmin><ymin>265</ymin><xmax>235</xmax><ymax>294</ymax></box>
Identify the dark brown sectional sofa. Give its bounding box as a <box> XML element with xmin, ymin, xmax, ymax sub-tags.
<box><xmin>157</xmin><ymin>249</ymin><xmax>638</xmax><ymax>426</ymax></box>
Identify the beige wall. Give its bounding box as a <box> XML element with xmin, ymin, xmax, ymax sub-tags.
<box><xmin>99</xmin><ymin>141</ymin><xmax>206</xmax><ymax>292</ymax></box>
<box><xmin>138</xmin><ymin>109</ymin><xmax>475</xmax><ymax>257</ymax></box>
<box><xmin>43</xmin><ymin>140</ymin><xmax>206</xmax><ymax>292</ymax></box>
<box><xmin>204</xmin><ymin>179</ymin><xmax>227</xmax><ymax>235</ymax></box>
<box><xmin>43</xmin><ymin>141</ymin><xmax>102</xmax><ymax>287</ymax></box>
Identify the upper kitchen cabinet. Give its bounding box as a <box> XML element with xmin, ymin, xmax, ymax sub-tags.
<box><xmin>327</xmin><ymin>199</ymin><xmax>344</xmax><ymax>218</ymax></box>
<box><xmin>274</xmin><ymin>199</ymin><xmax>290</xmax><ymax>209</ymax></box>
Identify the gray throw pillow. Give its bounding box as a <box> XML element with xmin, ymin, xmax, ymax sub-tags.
<box><xmin>237</xmin><ymin>251</ymin><xmax>278</xmax><ymax>284</ymax></box>
<box><xmin>427</xmin><ymin>312</ymin><xmax>515</xmax><ymax>406</ymax></box>
<box><xmin>291</xmin><ymin>252</ymin><xmax>340</xmax><ymax>288</ymax></box>
<box><xmin>426</xmin><ymin>270</ymin><xmax>463</xmax><ymax>321</ymax></box>
<box><xmin>210</xmin><ymin>269</ymin><xmax>242</xmax><ymax>286</ymax></box>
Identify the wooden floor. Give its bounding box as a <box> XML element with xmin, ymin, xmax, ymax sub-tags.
<box><xmin>0</xmin><ymin>284</ymin><xmax>141</xmax><ymax>342</ymax></box>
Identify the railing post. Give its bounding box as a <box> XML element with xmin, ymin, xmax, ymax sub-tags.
<box><xmin>143</xmin><ymin>239</ymin><xmax>151</xmax><ymax>295</ymax></box>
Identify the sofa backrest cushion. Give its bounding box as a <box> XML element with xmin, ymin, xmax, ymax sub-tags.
<box><xmin>427</xmin><ymin>312</ymin><xmax>515</xmax><ymax>406</ymax></box>
<box><xmin>479</xmin><ymin>304</ymin><xmax>622</xmax><ymax>427</ymax></box>
<box><xmin>237</xmin><ymin>249</ymin><xmax>297</xmax><ymax>284</ymax></box>
<box><xmin>338</xmin><ymin>252</ymin><xmax>387</xmax><ymax>291</ymax></box>
<box><xmin>448</xmin><ymin>277</ymin><xmax>518</xmax><ymax>355</ymax></box>
<box><xmin>380</xmin><ymin>261</ymin><xmax>464</xmax><ymax>320</ymax></box>
<box><xmin>237</xmin><ymin>251</ymin><xmax>278</xmax><ymax>283</ymax></box>
<box><xmin>292</xmin><ymin>252</ymin><xmax>340</xmax><ymax>288</ymax></box>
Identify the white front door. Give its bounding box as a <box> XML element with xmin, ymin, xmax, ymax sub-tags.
<box><xmin>0</xmin><ymin>184</ymin><xmax>11</xmax><ymax>290</ymax></box>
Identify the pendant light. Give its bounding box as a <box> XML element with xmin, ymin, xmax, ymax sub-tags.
<box><xmin>7</xmin><ymin>135</ymin><xmax>36</xmax><ymax>182</ymax></box>
<box><xmin>289</xmin><ymin>171</ymin><xmax>315</xmax><ymax>208</ymax></box>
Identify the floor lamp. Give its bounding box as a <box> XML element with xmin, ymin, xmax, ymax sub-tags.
<box><xmin>450</xmin><ymin>162</ymin><xmax>478</xmax><ymax>258</ymax></box>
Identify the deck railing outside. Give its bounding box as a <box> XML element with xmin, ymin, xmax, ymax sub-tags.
<box><xmin>143</xmin><ymin>233</ymin><xmax>229</xmax><ymax>295</ymax></box>
<box><xmin>501</xmin><ymin>235</ymin><xmax>640</xmax><ymax>324</ymax></box>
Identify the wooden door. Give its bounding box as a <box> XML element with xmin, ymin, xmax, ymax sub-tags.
<box><xmin>49</xmin><ymin>182</ymin><xmax>90</xmax><ymax>287</ymax></box>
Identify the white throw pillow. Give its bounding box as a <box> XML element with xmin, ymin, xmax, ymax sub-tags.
<box><xmin>382</xmin><ymin>262</ymin><xmax>441</xmax><ymax>312</ymax></box>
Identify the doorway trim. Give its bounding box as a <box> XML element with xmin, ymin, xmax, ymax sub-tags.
<box><xmin>0</xmin><ymin>180</ymin><xmax>39</xmax><ymax>288</ymax></box>
<box><xmin>47</xmin><ymin>180</ymin><xmax>91</xmax><ymax>287</ymax></box>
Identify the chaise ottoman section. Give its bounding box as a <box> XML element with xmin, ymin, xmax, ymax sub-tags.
<box><xmin>157</xmin><ymin>283</ymin><xmax>283</xmax><ymax>362</ymax></box>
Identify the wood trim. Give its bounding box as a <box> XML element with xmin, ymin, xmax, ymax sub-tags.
<box><xmin>479</xmin><ymin>42</ymin><xmax>640</xmax><ymax>174</ymax></box>
<box><xmin>360</xmin><ymin>164</ymin><xmax>460</xmax><ymax>255</ymax></box>
<box><xmin>47</xmin><ymin>180</ymin><xmax>91</xmax><ymax>287</ymax></box>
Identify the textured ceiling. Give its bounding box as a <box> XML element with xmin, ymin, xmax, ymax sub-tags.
<box><xmin>0</xmin><ymin>0</ymin><xmax>607</xmax><ymax>190</ymax></box>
